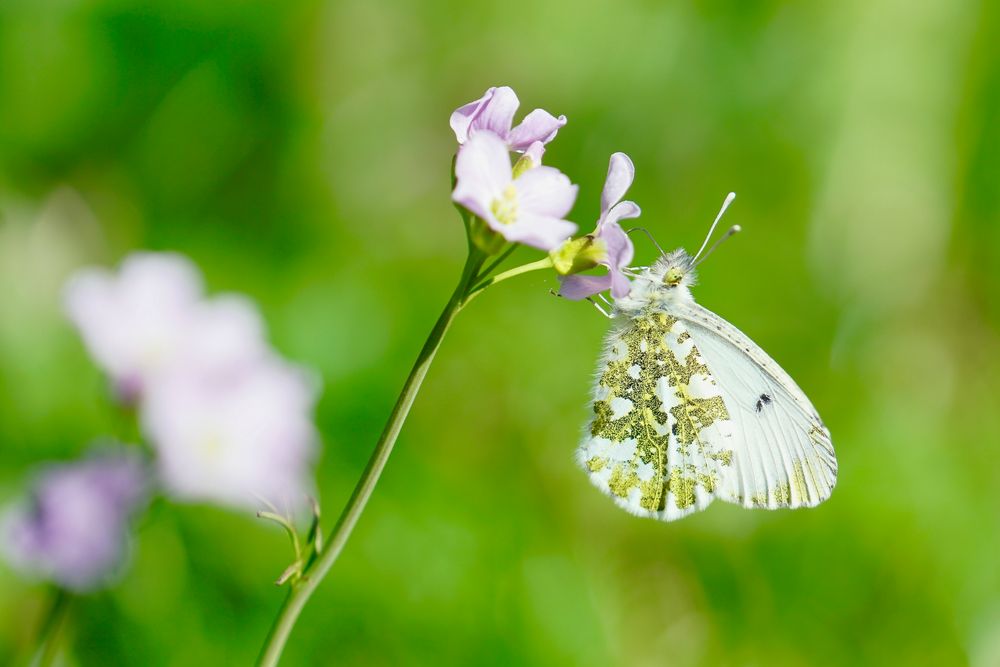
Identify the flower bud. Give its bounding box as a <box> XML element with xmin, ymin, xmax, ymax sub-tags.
<box><xmin>511</xmin><ymin>154</ymin><xmax>535</xmax><ymax>179</ymax></box>
<box><xmin>549</xmin><ymin>235</ymin><xmax>608</xmax><ymax>275</ymax></box>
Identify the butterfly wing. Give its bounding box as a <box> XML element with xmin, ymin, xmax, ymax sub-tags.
<box><xmin>578</xmin><ymin>311</ymin><xmax>739</xmax><ymax>521</ymax></box>
<box><xmin>670</xmin><ymin>300</ymin><xmax>838</xmax><ymax>510</ymax></box>
<box><xmin>578</xmin><ymin>302</ymin><xmax>837</xmax><ymax>520</ymax></box>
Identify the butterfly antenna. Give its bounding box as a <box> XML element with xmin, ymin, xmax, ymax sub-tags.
<box><xmin>625</xmin><ymin>227</ymin><xmax>666</xmax><ymax>256</ymax></box>
<box><xmin>693</xmin><ymin>224</ymin><xmax>741</xmax><ymax>267</ymax></box>
<box><xmin>692</xmin><ymin>192</ymin><xmax>736</xmax><ymax>263</ymax></box>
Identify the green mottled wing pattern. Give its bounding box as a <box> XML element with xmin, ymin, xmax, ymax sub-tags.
<box><xmin>577</xmin><ymin>311</ymin><xmax>738</xmax><ymax>520</ymax></box>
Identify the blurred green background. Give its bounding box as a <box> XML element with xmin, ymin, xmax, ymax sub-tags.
<box><xmin>1</xmin><ymin>0</ymin><xmax>998</xmax><ymax>665</ymax></box>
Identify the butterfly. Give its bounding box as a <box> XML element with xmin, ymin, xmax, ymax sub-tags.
<box><xmin>577</xmin><ymin>195</ymin><xmax>837</xmax><ymax>520</ymax></box>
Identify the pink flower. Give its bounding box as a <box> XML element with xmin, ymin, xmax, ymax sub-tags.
<box><xmin>559</xmin><ymin>153</ymin><xmax>640</xmax><ymax>300</ymax></box>
<box><xmin>452</xmin><ymin>131</ymin><xmax>578</xmax><ymax>251</ymax></box>
<box><xmin>450</xmin><ymin>86</ymin><xmax>567</xmax><ymax>152</ymax></box>
<box><xmin>64</xmin><ymin>253</ymin><xmax>268</xmax><ymax>400</ymax></box>
<box><xmin>141</xmin><ymin>356</ymin><xmax>319</xmax><ymax>511</ymax></box>
<box><xmin>0</xmin><ymin>450</ymin><xmax>147</xmax><ymax>591</ymax></box>
<box><xmin>64</xmin><ymin>252</ymin><xmax>322</xmax><ymax>514</ymax></box>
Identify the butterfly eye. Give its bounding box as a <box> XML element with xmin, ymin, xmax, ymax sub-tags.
<box><xmin>664</xmin><ymin>267</ymin><xmax>684</xmax><ymax>286</ymax></box>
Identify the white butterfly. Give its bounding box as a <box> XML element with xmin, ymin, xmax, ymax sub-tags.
<box><xmin>578</xmin><ymin>195</ymin><xmax>837</xmax><ymax>521</ymax></box>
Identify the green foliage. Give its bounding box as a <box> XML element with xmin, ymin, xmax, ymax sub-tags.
<box><xmin>1</xmin><ymin>0</ymin><xmax>997</xmax><ymax>664</ymax></box>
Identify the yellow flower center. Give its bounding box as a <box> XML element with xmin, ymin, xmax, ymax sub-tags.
<box><xmin>198</xmin><ymin>430</ymin><xmax>224</xmax><ymax>463</ymax></box>
<box><xmin>490</xmin><ymin>184</ymin><xmax>519</xmax><ymax>225</ymax></box>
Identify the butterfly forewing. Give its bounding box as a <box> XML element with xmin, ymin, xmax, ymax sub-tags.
<box><xmin>671</xmin><ymin>301</ymin><xmax>837</xmax><ymax>509</ymax></box>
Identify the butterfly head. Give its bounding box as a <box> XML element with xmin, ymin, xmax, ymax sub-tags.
<box><xmin>614</xmin><ymin>249</ymin><xmax>697</xmax><ymax>313</ymax></box>
<box><xmin>653</xmin><ymin>249</ymin><xmax>697</xmax><ymax>291</ymax></box>
<box><xmin>664</xmin><ymin>267</ymin><xmax>685</xmax><ymax>287</ymax></box>
<box><xmin>615</xmin><ymin>194</ymin><xmax>739</xmax><ymax>315</ymax></box>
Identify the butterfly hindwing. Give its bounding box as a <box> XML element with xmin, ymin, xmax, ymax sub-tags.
<box><xmin>578</xmin><ymin>311</ymin><xmax>738</xmax><ymax>520</ymax></box>
<box><xmin>671</xmin><ymin>301</ymin><xmax>837</xmax><ymax>510</ymax></box>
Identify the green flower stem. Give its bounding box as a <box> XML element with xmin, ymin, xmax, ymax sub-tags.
<box><xmin>255</xmin><ymin>245</ymin><xmax>558</xmax><ymax>666</ymax></box>
<box><xmin>475</xmin><ymin>243</ymin><xmax>518</xmax><ymax>282</ymax></box>
<box><xmin>31</xmin><ymin>588</ymin><xmax>70</xmax><ymax>667</ymax></box>
<box><xmin>255</xmin><ymin>248</ymin><xmax>487</xmax><ymax>667</ymax></box>
<box><xmin>466</xmin><ymin>256</ymin><xmax>554</xmax><ymax>302</ymax></box>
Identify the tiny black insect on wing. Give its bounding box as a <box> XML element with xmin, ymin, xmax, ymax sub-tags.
<box><xmin>754</xmin><ymin>393</ymin><xmax>772</xmax><ymax>413</ymax></box>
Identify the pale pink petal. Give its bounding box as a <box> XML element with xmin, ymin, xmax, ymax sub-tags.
<box><xmin>63</xmin><ymin>254</ymin><xmax>205</xmax><ymax>389</ymax></box>
<box><xmin>602</xmin><ymin>222</ymin><xmax>635</xmax><ymax>298</ymax></box>
<box><xmin>449</xmin><ymin>87</ymin><xmax>496</xmax><ymax>144</ymax></box>
<box><xmin>0</xmin><ymin>450</ymin><xmax>147</xmax><ymax>591</ymax></box>
<box><xmin>63</xmin><ymin>269</ymin><xmax>116</xmax><ymax>333</ymax></box>
<box><xmin>182</xmin><ymin>295</ymin><xmax>269</xmax><ymax>372</ymax></box>
<box><xmin>600</xmin><ymin>200</ymin><xmax>642</xmax><ymax>232</ymax></box>
<box><xmin>524</xmin><ymin>140</ymin><xmax>545</xmax><ymax>166</ymax></box>
<box><xmin>513</xmin><ymin>166</ymin><xmax>578</xmax><ymax>218</ymax></box>
<box><xmin>601</xmin><ymin>221</ymin><xmax>635</xmax><ymax>269</ymax></box>
<box><xmin>143</xmin><ymin>357</ymin><xmax>318</xmax><ymax>511</ymax></box>
<box><xmin>473</xmin><ymin>86</ymin><xmax>519</xmax><ymax>138</ymax></box>
<box><xmin>507</xmin><ymin>109</ymin><xmax>567</xmax><ymax>150</ymax></box>
<box><xmin>117</xmin><ymin>253</ymin><xmax>203</xmax><ymax>307</ymax></box>
<box><xmin>610</xmin><ymin>270</ymin><xmax>632</xmax><ymax>298</ymax></box>
<box><xmin>558</xmin><ymin>274</ymin><xmax>613</xmax><ymax>301</ymax></box>
<box><xmin>502</xmin><ymin>213</ymin><xmax>577</xmax><ymax>251</ymax></box>
<box><xmin>452</xmin><ymin>131</ymin><xmax>513</xmax><ymax>221</ymax></box>
<box><xmin>600</xmin><ymin>153</ymin><xmax>635</xmax><ymax>217</ymax></box>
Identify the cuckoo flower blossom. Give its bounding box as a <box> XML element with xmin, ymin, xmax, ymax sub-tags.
<box><xmin>558</xmin><ymin>152</ymin><xmax>640</xmax><ymax>300</ymax></box>
<box><xmin>453</xmin><ymin>131</ymin><xmax>578</xmax><ymax>251</ymax></box>
<box><xmin>64</xmin><ymin>253</ymin><xmax>268</xmax><ymax>401</ymax></box>
<box><xmin>65</xmin><ymin>251</ymin><xmax>321</xmax><ymax>513</ymax></box>
<box><xmin>450</xmin><ymin>86</ymin><xmax>567</xmax><ymax>152</ymax></box>
<box><xmin>141</xmin><ymin>356</ymin><xmax>319</xmax><ymax>512</ymax></box>
<box><xmin>0</xmin><ymin>450</ymin><xmax>147</xmax><ymax>591</ymax></box>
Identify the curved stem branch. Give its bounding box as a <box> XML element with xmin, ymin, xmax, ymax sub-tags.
<box><xmin>465</xmin><ymin>256</ymin><xmax>554</xmax><ymax>305</ymax></box>
<box><xmin>255</xmin><ymin>249</ymin><xmax>486</xmax><ymax>667</ymax></box>
<box><xmin>473</xmin><ymin>244</ymin><xmax>517</xmax><ymax>283</ymax></box>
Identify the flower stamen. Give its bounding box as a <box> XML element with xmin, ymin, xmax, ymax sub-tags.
<box><xmin>490</xmin><ymin>184</ymin><xmax>520</xmax><ymax>226</ymax></box>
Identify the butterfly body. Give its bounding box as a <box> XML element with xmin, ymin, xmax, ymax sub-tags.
<box><xmin>578</xmin><ymin>250</ymin><xmax>837</xmax><ymax>521</ymax></box>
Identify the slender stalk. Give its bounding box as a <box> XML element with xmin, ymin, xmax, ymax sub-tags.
<box><xmin>30</xmin><ymin>588</ymin><xmax>70</xmax><ymax>667</ymax></box>
<box><xmin>475</xmin><ymin>243</ymin><xmax>517</xmax><ymax>282</ymax></box>
<box><xmin>255</xmin><ymin>249</ymin><xmax>486</xmax><ymax>667</ymax></box>
<box><xmin>467</xmin><ymin>256</ymin><xmax>554</xmax><ymax>301</ymax></box>
<box><xmin>255</xmin><ymin>247</ymin><xmax>558</xmax><ymax>665</ymax></box>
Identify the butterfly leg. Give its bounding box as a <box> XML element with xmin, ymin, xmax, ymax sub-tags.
<box><xmin>548</xmin><ymin>289</ymin><xmax>613</xmax><ymax>318</ymax></box>
<box><xmin>585</xmin><ymin>297</ymin><xmax>613</xmax><ymax>319</ymax></box>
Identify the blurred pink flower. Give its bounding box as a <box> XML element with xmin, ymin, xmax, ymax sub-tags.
<box><xmin>141</xmin><ymin>356</ymin><xmax>320</xmax><ymax>511</ymax></box>
<box><xmin>559</xmin><ymin>152</ymin><xmax>640</xmax><ymax>300</ymax></box>
<box><xmin>0</xmin><ymin>449</ymin><xmax>147</xmax><ymax>591</ymax></box>
<box><xmin>452</xmin><ymin>131</ymin><xmax>578</xmax><ymax>251</ymax></box>
<box><xmin>450</xmin><ymin>86</ymin><xmax>567</xmax><ymax>152</ymax></box>
<box><xmin>64</xmin><ymin>253</ymin><xmax>268</xmax><ymax>400</ymax></box>
<box><xmin>64</xmin><ymin>251</ymin><xmax>321</xmax><ymax>514</ymax></box>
